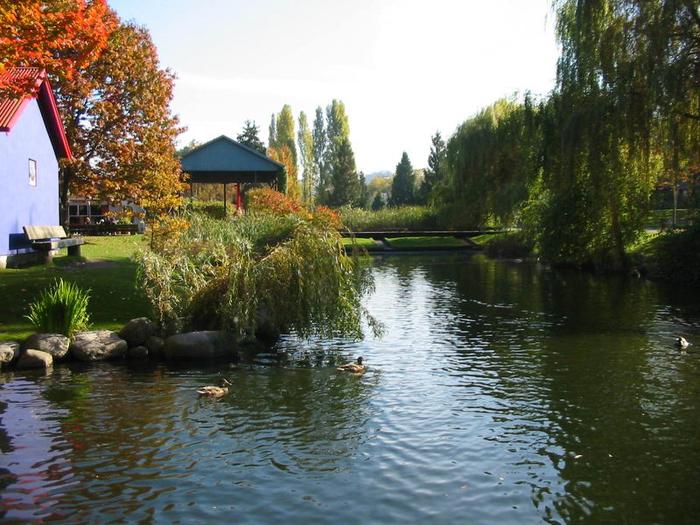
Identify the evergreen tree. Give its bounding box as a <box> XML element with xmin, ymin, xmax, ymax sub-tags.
<box><xmin>371</xmin><ymin>193</ymin><xmax>384</xmax><ymax>210</ymax></box>
<box><xmin>323</xmin><ymin>100</ymin><xmax>360</xmax><ymax>206</ymax></box>
<box><xmin>419</xmin><ymin>131</ymin><xmax>446</xmax><ymax>203</ymax></box>
<box><xmin>312</xmin><ymin>106</ymin><xmax>329</xmax><ymax>201</ymax></box>
<box><xmin>297</xmin><ymin>111</ymin><xmax>316</xmax><ymax>204</ymax></box>
<box><xmin>390</xmin><ymin>152</ymin><xmax>416</xmax><ymax>206</ymax></box>
<box><xmin>268</xmin><ymin>113</ymin><xmax>277</xmax><ymax>149</ymax></box>
<box><xmin>328</xmin><ymin>138</ymin><xmax>362</xmax><ymax>207</ymax></box>
<box><xmin>236</xmin><ymin>120</ymin><xmax>265</xmax><ymax>153</ymax></box>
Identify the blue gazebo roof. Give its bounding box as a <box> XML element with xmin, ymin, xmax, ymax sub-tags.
<box><xmin>181</xmin><ymin>135</ymin><xmax>282</xmax><ymax>184</ymax></box>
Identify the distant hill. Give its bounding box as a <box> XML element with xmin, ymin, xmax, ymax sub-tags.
<box><xmin>364</xmin><ymin>170</ymin><xmax>392</xmax><ymax>183</ymax></box>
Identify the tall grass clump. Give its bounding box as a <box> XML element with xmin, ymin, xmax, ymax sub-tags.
<box><xmin>138</xmin><ymin>190</ymin><xmax>380</xmax><ymax>341</ymax></box>
<box><xmin>339</xmin><ymin>206</ymin><xmax>441</xmax><ymax>231</ymax></box>
<box><xmin>26</xmin><ymin>278</ymin><xmax>91</xmax><ymax>337</ymax></box>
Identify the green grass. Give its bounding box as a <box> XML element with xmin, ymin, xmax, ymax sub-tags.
<box><xmin>385</xmin><ymin>236</ymin><xmax>466</xmax><ymax>249</ymax></box>
<box><xmin>0</xmin><ymin>236</ymin><xmax>149</xmax><ymax>342</ymax></box>
<box><xmin>469</xmin><ymin>233</ymin><xmax>503</xmax><ymax>246</ymax></box>
<box><xmin>341</xmin><ymin>237</ymin><xmax>383</xmax><ymax>250</ymax></box>
<box><xmin>645</xmin><ymin>209</ymin><xmax>695</xmax><ymax>229</ymax></box>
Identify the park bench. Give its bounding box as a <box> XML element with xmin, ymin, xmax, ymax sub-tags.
<box><xmin>23</xmin><ymin>225</ymin><xmax>84</xmax><ymax>261</ymax></box>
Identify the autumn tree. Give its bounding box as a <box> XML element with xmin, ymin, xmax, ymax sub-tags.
<box><xmin>0</xmin><ymin>0</ymin><xmax>115</xmax><ymax>95</ymax></box>
<box><xmin>53</xmin><ymin>22</ymin><xmax>185</xmax><ymax>224</ymax></box>
<box><xmin>268</xmin><ymin>144</ymin><xmax>298</xmax><ymax>197</ymax></box>
<box><xmin>237</xmin><ymin>120</ymin><xmax>265</xmax><ymax>153</ymax></box>
<box><xmin>1</xmin><ymin>2</ymin><xmax>185</xmax><ymax>226</ymax></box>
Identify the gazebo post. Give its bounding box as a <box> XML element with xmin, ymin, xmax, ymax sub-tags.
<box><xmin>236</xmin><ymin>183</ymin><xmax>242</xmax><ymax>211</ymax></box>
<box><xmin>223</xmin><ymin>183</ymin><xmax>227</xmax><ymax>215</ymax></box>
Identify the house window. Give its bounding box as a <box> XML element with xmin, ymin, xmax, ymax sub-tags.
<box><xmin>28</xmin><ymin>159</ymin><xmax>37</xmax><ymax>187</ymax></box>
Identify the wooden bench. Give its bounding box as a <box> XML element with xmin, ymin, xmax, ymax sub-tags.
<box><xmin>23</xmin><ymin>225</ymin><xmax>84</xmax><ymax>261</ymax></box>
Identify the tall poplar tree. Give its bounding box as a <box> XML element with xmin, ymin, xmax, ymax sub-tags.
<box><xmin>276</xmin><ymin>104</ymin><xmax>297</xmax><ymax>163</ymax></box>
<box><xmin>297</xmin><ymin>111</ymin><xmax>316</xmax><ymax>204</ymax></box>
<box><xmin>268</xmin><ymin>113</ymin><xmax>277</xmax><ymax>149</ymax></box>
<box><xmin>312</xmin><ymin>106</ymin><xmax>329</xmax><ymax>201</ymax></box>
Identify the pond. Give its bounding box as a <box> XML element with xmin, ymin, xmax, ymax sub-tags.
<box><xmin>2</xmin><ymin>255</ymin><xmax>700</xmax><ymax>524</ymax></box>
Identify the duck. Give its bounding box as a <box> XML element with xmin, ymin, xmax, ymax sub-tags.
<box><xmin>197</xmin><ymin>378</ymin><xmax>232</xmax><ymax>398</ymax></box>
<box><xmin>675</xmin><ymin>336</ymin><xmax>690</xmax><ymax>350</ymax></box>
<box><xmin>337</xmin><ymin>356</ymin><xmax>365</xmax><ymax>374</ymax></box>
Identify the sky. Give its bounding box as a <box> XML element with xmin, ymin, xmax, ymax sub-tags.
<box><xmin>109</xmin><ymin>0</ymin><xmax>560</xmax><ymax>174</ymax></box>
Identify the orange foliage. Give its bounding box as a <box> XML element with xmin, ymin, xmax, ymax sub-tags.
<box><xmin>247</xmin><ymin>187</ymin><xmax>311</xmax><ymax>219</ymax></box>
<box><xmin>246</xmin><ymin>188</ymin><xmax>344</xmax><ymax>229</ymax></box>
<box><xmin>312</xmin><ymin>205</ymin><xmax>343</xmax><ymax>229</ymax></box>
<box><xmin>0</xmin><ymin>0</ymin><xmax>116</xmax><ymax>95</ymax></box>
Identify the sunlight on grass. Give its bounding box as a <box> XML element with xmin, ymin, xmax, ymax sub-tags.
<box><xmin>0</xmin><ymin>236</ymin><xmax>149</xmax><ymax>342</ymax></box>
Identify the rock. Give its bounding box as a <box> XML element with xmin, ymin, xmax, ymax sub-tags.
<box><xmin>16</xmin><ymin>349</ymin><xmax>53</xmax><ymax>369</ymax></box>
<box><xmin>23</xmin><ymin>333</ymin><xmax>70</xmax><ymax>360</ymax></box>
<box><xmin>0</xmin><ymin>341</ymin><xmax>20</xmax><ymax>367</ymax></box>
<box><xmin>128</xmin><ymin>346</ymin><xmax>149</xmax><ymax>359</ymax></box>
<box><xmin>119</xmin><ymin>317</ymin><xmax>157</xmax><ymax>347</ymax></box>
<box><xmin>145</xmin><ymin>336</ymin><xmax>165</xmax><ymax>357</ymax></box>
<box><xmin>70</xmin><ymin>331</ymin><xmax>128</xmax><ymax>362</ymax></box>
<box><xmin>163</xmin><ymin>331</ymin><xmax>237</xmax><ymax>360</ymax></box>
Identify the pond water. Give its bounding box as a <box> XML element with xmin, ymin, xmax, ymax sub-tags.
<box><xmin>2</xmin><ymin>255</ymin><xmax>700</xmax><ymax>524</ymax></box>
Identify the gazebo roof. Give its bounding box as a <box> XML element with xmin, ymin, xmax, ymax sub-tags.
<box><xmin>181</xmin><ymin>135</ymin><xmax>282</xmax><ymax>184</ymax></box>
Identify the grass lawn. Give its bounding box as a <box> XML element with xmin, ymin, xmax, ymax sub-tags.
<box><xmin>469</xmin><ymin>233</ymin><xmax>502</xmax><ymax>246</ymax></box>
<box><xmin>0</xmin><ymin>235</ymin><xmax>150</xmax><ymax>342</ymax></box>
<box><xmin>341</xmin><ymin>237</ymin><xmax>383</xmax><ymax>250</ymax></box>
<box><xmin>385</xmin><ymin>236</ymin><xmax>467</xmax><ymax>249</ymax></box>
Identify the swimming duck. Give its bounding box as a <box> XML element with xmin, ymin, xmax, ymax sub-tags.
<box><xmin>337</xmin><ymin>356</ymin><xmax>365</xmax><ymax>373</ymax></box>
<box><xmin>675</xmin><ymin>336</ymin><xmax>690</xmax><ymax>350</ymax></box>
<box><xmin>197</xmin><ymin>378</ymin><xmax>232</xmax><ymax>398</ymax></box>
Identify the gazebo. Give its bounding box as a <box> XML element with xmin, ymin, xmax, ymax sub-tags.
<box><xmin>180</xmin><ymin>135</ymin><xmax>283</xmax><ymax>212</ymax></box>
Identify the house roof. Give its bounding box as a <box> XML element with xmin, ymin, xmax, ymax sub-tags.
<box><xmin>181</xmin><ymin>135</ymin><xmax>283</xmax><ymax>184</ymax></box>
<box><xmin>0</xmin><ymin>67</ymin><xmax>72</xmax><ymax>160</ymax></box>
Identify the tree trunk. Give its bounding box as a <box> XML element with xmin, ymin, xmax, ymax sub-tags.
<box><xmin>59</xmin><ymin>165</ymin><xmax>74</xmax><ymax>229</ymax></box>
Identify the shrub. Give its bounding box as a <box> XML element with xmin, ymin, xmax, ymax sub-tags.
<box><xmin>481</xmin><ymin>232</ymin><xmax>534</xmax><ymax>258</ymax></box>
<box><xmin>26</xmin><ymin>279</ymin><xmax>91</xmax><ymax>338</ymax></box>
<box><xmin>643</xmin><ymin>225</ymin><xmax>700</xmax><ymax>285</ymax></box>
<box><xmin>246</xmin><ymin>187</ymin><xmax>310</xmax><ymax>219</ymax></box>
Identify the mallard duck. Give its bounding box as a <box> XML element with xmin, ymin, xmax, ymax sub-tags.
<box><xmin>197</xmin><ymin>378</ymin><xmax>232</xmax><ymax>398</ymax></box>
<box><xmin>337</xmin><ymin>356</ymin><xmax>365</xmax><ymax>373</ymax></box>
<box><xmin>675</xmin><ymin>336</ymin><xmax>690</xmax><ymax>350</ymax></box>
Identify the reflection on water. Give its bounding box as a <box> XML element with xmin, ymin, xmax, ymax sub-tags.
<box><xmin>2</xmin><ymin>254</ymin><xmax>700</xmax><ymax>523</ymax></box>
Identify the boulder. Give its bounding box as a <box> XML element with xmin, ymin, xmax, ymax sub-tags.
<box><xmin>119</xmin><ymin>317</ymin><xmax>158</xmax><ymax>347</ymax></box>
<box><xmin>23</xmin><ymin>333</ymin><xmax>70</xmax><ymax>360</ymax></box>
<box><xmin>0</xmin><ymin>341</ymin><xmax>20</xmax><ymax>368</ymax></box>
<box><xmin>16</xmin><ymin>349</ymin><xmax>53</xmax><ymax>370</ymax></box>
<box><xmin>70</xmin><ymin>331</ymin><xmax>128</xmax><ymax>362</ymax></box>
<box><xmin>145</xmin><ymin>336</ymin><xmax>165</xmax><ymax>357</ymax></box>
<box><xmin>128</xmin><ymin>346</ymin><xmax>149</xmax><ymax>359</ymax></box>
<box><xmin>163</xmin><ymin>331</ymin><xmax>237</xmax><ymax>360</ymax></box>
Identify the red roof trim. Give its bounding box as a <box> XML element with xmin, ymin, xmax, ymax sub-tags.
<box><xmin>0</xmin><ymin>67</ymin><xmax>72</xmax><ymax>160</ymax></box>
<box><xmin>0</xmin><ymin>97</ymin><xmax>31</xmax><ymax>132</ymax></box>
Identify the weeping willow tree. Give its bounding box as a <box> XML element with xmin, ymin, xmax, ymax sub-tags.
<box><xmin>440</xmin><ymin>97</ymin><xmax>540</xmax><ymax>227</ymax></box>
<box><xmin>537</xmin><ymin>0</ymin><xmax>700</xmax><ymax>266</ymax></box>
<box><xmin>137</xmin><ymin>210</ymin><xmax>380</xmax><ymax>342</ymax></box>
